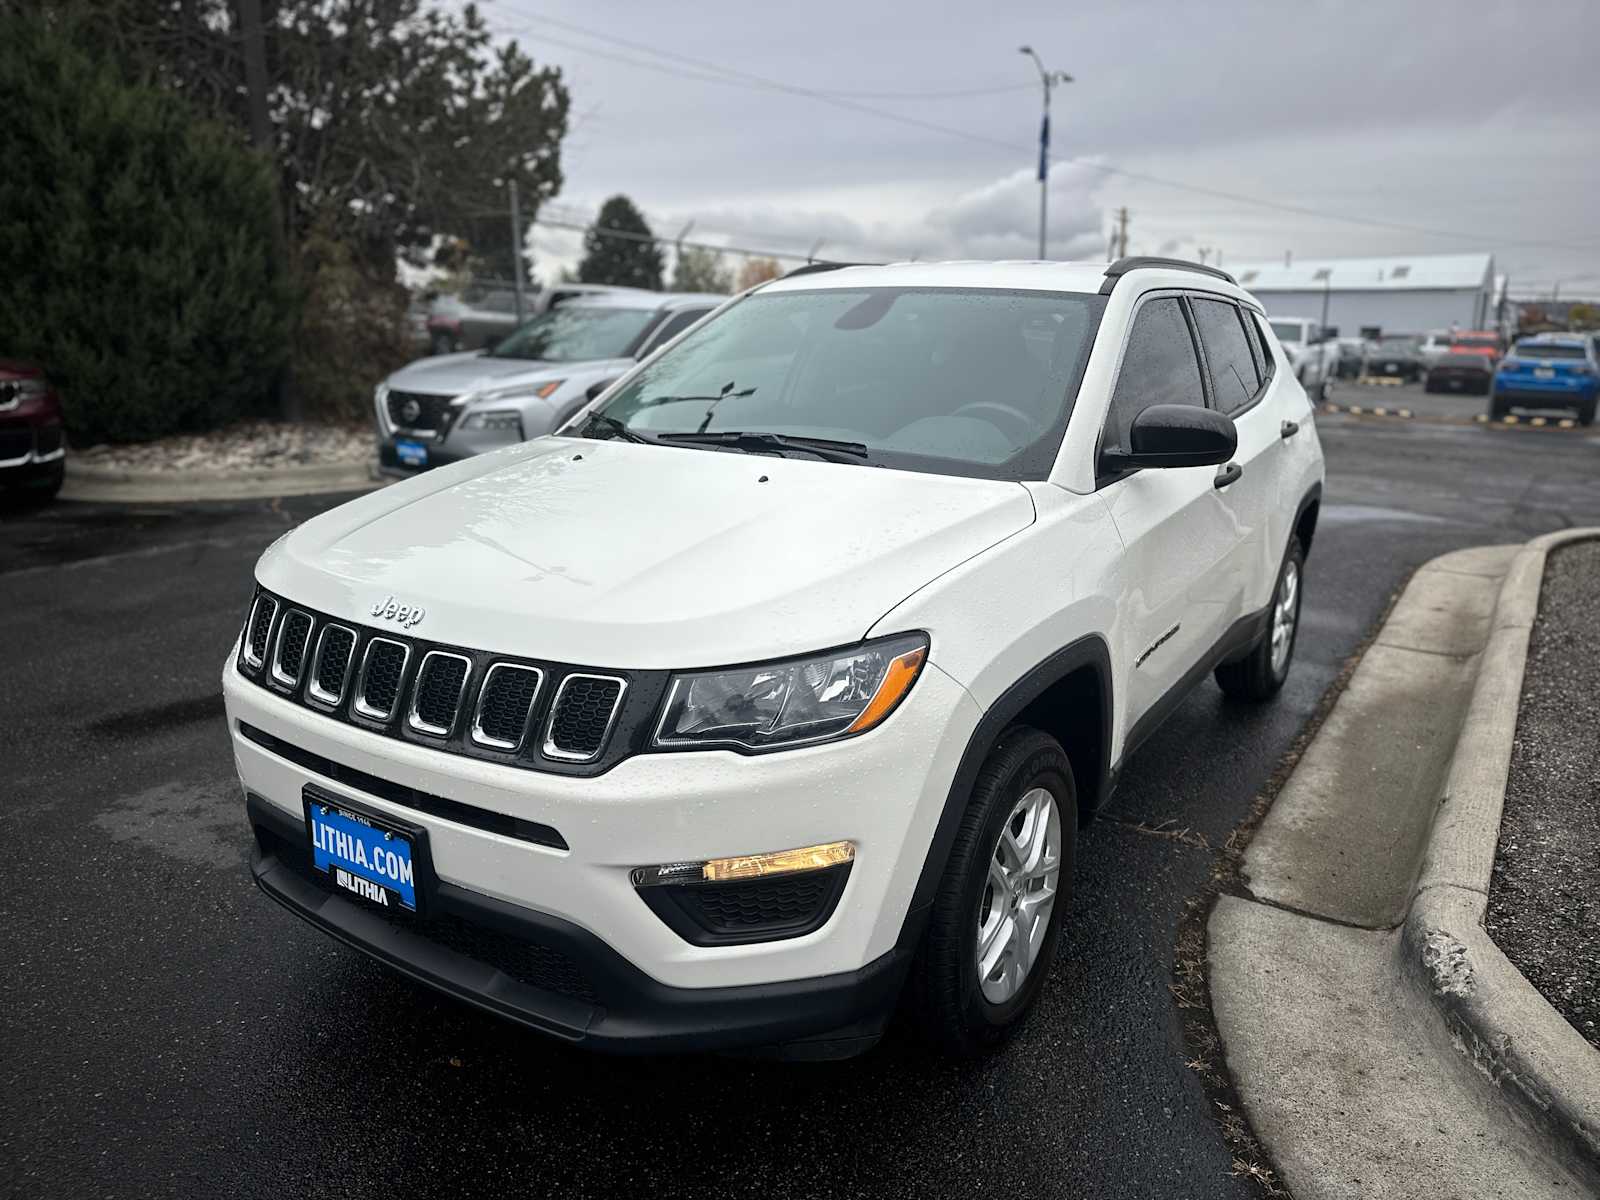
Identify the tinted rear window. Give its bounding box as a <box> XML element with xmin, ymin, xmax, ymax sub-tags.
<box><xmin>1514</xmin><ymin>344</ymin><xmax>1587</xmax><ymax>360</ymax></box>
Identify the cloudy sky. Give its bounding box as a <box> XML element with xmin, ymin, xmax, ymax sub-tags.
<box><xmin>476</xmin><ymin>0</ymin><xmax>1600</xmax><ymax>297</ymax></box>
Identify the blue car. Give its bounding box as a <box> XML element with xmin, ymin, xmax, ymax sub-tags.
<box><xmin>1490</xmin><ymin>334</ymin><xmax>1599</xmax><ymax>425</ymax></box>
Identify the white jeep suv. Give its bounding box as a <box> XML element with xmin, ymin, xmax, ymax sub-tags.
<box><xmin>225</xmin><ymin>256</ymin><xmax>1324</xmax><ymax>1059</ymax></box>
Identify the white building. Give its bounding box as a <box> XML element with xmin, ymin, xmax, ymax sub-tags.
<box><xmin>1229</xmin><ymin>253</ymin><xmax>1497</xmax><ymax>337</ymax></box>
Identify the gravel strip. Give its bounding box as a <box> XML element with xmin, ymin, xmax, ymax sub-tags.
<box><xmin>72</xmin><ymin>420</ymin><xmax>373</xmax><ymax>473</ymax></box>
<box><xmin>1486</xmin><ymin>539</ymin><xmax>1600</xmax><ymax>1049</ymax></box>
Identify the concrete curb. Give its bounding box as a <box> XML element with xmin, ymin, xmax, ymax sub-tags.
<box><xmin>63</xmin><ymin>457</ymin><xmax>384</xmax><ymax>503</ymax></box>
<box><xmin>1401</xmin><ymin>526</ymin><xmax>1600</xmax><ymax>1175</ymax></box>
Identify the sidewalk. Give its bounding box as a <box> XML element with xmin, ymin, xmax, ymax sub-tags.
<box><xmin>1209</xmin><ymin>534</ymin><xmax>1600</xmax><ymax>1198</ymax></box>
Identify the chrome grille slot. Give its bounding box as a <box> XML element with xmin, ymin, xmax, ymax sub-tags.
<box><xmin>471</xmin><ymin>664</ymin><xmax>544</xmax><ymax>751</ymax></box>
<box><xmin>270</xmin><ymin>610</ymin><xmax>315</xmax><ymax>688</ymax></box>
<box><xmin>242</xmin><ymin>595</ymin><xmax>279</xmax><ymax>670</ymax></box>
<box><xmin>354</xmin><ymin>638</ymin><xmax>410</xmax><ymax>721</ymax></box>
<box><xmin>543</xmin><ymin>674</ymin><xmax>627</xmax><ymax>763</ymax></box>
<box><xmin>307</xmin><ymin>624</ymin><xmax>357</xmax><ymax>708</ymax></box>
<box><xmin>408</xmin><ymin>651</ymin><xmax>472</xmax><ymax>736</ymax></box>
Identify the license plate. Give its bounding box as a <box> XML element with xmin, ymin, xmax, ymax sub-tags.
<box><xmin>304</xmin><ymin>787</ymin><xmax>423</xmax><ymax>912</ymax></box>
<box><xmin>395</xmin><ymin>438</ymin><xmax>428</xmax><ymax>468</ymax></box>
<box><xmin>1534</xmin><ymin>367</ymin><xmax>1555</xmax><ymax>379</ymax></box>
<box><xmin>1385</xmin><ymin>362</ymin><xmax>1398</xmax><ymax>372</ymax></box>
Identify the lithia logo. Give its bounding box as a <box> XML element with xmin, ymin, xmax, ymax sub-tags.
<box><xmin>370</xmin><ymin>595</ymin><xmax>425</xmax><ymax>628</ymax></box>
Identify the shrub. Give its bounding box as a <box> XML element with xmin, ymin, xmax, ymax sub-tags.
<box><xmin>0</xmin><ymin>13</ymin><xmax>293</xmax><ymax>443</ymax></box>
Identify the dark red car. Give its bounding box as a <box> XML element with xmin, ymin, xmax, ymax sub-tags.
<box><xmin>0</xmin><ymin>360</ymin><xmax>66</xmax><ymax>499</ymax></box>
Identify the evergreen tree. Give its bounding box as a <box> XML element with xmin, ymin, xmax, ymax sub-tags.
<box><xmin>0</xmin><ymin>12</ymin><xmax>293</xmax><ymax>442</ymax></box>
<box><xmin>578</xmin><ymin>196</ymin><xmax>664</xmax><ymax>290</ymax></box>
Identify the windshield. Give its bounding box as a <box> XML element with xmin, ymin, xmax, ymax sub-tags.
<box><xmin>1269</xmin><ymin>321</ymin><xmax>1305</xmax><ymax>344</ymax></box>
<box><xmin>1373</xmin><ymin>336</ymin><xmax>1420</xmax><ymax>351</ymax></box>
<box><xmin>581</xmin><ymin>287</ymin><xmax>1106</xmax><ymax>479</ymax></box>
<box><xmin>490</xmin><ymin>306</ymin><xmax>657</xmax><ymax>361</ymax></box>
<box><xmin>1514</xmin><ymin>343</ymin><xmax>1587</xmax><ymax>360</ymax></box>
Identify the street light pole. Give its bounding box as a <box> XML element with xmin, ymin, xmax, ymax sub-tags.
<box><xmin>1019</xmin><ymin>46</ymin><xmax>1072</xmax><ymax>260</ymax></box>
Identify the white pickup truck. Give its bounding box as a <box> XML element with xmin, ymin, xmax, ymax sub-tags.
<box><xmin>1266</xmin><ymin>317</ymin><xmax>1339</xmax><ymax>399</ymax></box>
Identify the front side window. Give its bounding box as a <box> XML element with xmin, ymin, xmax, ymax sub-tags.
<box><xmin>490</xmin><ymin>306</ymin><xmax>658</xmax><ymax>362</ymax></box>
<box><xmin>1190</xmin><ymin>297</ymin><xmax>1260</xmax><ymax>414</ymax></box>
<box><xmin>582</xmin><ymin>287</ymin><xmax>1106</xmax><ymax>480</ymax></box>
<box><xmin>1102</xmin><ymin>297</ymin><xmax>1205</xmax><ymax>453</ymax></box>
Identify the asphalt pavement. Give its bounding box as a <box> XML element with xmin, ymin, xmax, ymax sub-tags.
<box><xmin>5</xmin><ymin>416</ymin><xmax>1600</xmax><ymax>1200</ymax></box>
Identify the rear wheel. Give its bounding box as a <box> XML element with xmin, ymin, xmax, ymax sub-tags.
<box><xmin>907</xmin><ymin>727</ymin><xmax>1075</xmax><ymax>1056</ymax></box>
<box><xmin>1579</xmin><ymin>396</ymin><xmax>1597</xmax><ymax>426</ymax></box>
<box><xmin>1489</xmin><ymin>393</ymin><xmax>1510</xmax><ymax>420</ymax></box>
<box><xmin>1216</xmin><ymin>537</ymin><xmax>1304</xmax><ymax>701</ymax></box>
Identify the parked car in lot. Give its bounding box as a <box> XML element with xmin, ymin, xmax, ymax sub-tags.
<box><xmin>0</xmin><ymin>359</ymin><xmax>66</xmax><ymax>499</ymax></box>
<box><xmin>377</xmin><ymin>291</ymin><xmax>722</xmax><ymax>476</ymax></box>
<box><xmin>1361</xmin><ymin>334</ymin><xmax>1424</xmax><ymax>381</ymax></box>
<box><xmin>1418</xmin><ymin>330</ymin><xmax>1454</xmax><ymax>370</ymax></box>
<box><xmin>1334</xmin><ymin>336</ymin><xmax>1368</xmax><ymax>379</ymax></box>
<box><xmin>227</xmin><ymin>256</ymin><xmax>1323</xmax><ymax>1059</ymax></box>
<box><xmin>1490</xmin><ymin>333</ymin><xmax>1598</xmax><ymax>424</ymax></box>
<box><xmin>1426</xmin><ymin>350</ymin><xmax>1494</xmax><ymax>394</ymax></box>
<box><xmin>1266</xmin><ymin>317</ymin><xmax>1337</xmax><ymax>398</ymax></box>
<box><xmin>426</xmin><ymin>282</ymin><xmax>657</xmax><ymax>355</ymax></box>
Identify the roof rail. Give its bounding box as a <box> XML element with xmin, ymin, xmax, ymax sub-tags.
<box><xmin>1099</xmin><ymin>256</ymin><xmax>1236</xmax><ymax>294</ymax></box>
<box><xmin>780</xmin><ymin>260</ymin><xmax>876</xmax><ymax>279</ymax></box>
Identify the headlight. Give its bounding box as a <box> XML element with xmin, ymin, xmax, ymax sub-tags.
<box><xmin>464</xmin><ymin>379</ymin><xmax>565</xmax><ymax>405</ymax></box>
<box><xmin>654</xmin><ymin>633</ymin><xmax>928</xmax><ymax>751</ymax></box>
<box><xmin>461</xmin><ymin>409</ymin><xmax>523</xmax><ymax>434</ymax></box>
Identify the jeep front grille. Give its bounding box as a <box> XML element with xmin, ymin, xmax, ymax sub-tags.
<box><xmin>355</xmin><ymin>638</ymin><xmax>410</xmax><ymax>721</ymax></box>
<box><xmin>235</xmin><ymin>588</ymin><xmax>650</xmax><ymax>775</ymax></box>
<box><xmin>270</xmin><ymin>610</ymin><xmax>314</xmax><ymax>688</ymax></box>
<box><xmin>308</xmin><ymin>625</ymin><xmax>357</xmax><ymax>707</ymax></box>
<box><xmin>544</xmin><ymin>674</ymin><xmax>627</xmax><ymax>762</ymax></box>
<box><xmin>408</xmin><ymin>651</ymin><xmax>471</xmax><ymax>736</ymax></box>
<box><xmin>472</xmin><ymin>664</ymin><xmax>543</xmax><ymax>751</ymax></box>
<box><xmin>242</xmin><ymin>594</ymin><xmax>279</xmax><ymax>669</ymax></box>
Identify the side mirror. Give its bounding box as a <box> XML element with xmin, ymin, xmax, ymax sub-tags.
<box><xmin>1103</xmin><ymin>404</ymin><xmax>1237</xmax><ymax>471</ymax></box>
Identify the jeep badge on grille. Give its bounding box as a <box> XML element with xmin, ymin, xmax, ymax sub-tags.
<box><xmin>371</xmin><ymin>595</ymin><xmax>425</xmax><ymax>629</ymax></box>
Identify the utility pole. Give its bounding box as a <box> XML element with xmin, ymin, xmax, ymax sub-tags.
<box><xmin>238</xmin><ymin>0</ymin><xmax>298</xmax><ymax>419</ymax></box>
<box><xmin>1197</xmin><ymin>246</ymin><xmax>1212</xmax><ymax>266</ymax></box>
<box><xmin>1115</xmin><ymin>207</ymin><xmax>1129</xmax><ymax>259</ymax></box>
<box><xmin>1018</xmin><ymin>47</ymin><xmax>1072</xmax><ymax>260</ymax></box>
<box><xmin>508</xmin><ymin>179</ymin><xmax>526</xmax><ymax>323</ymax></box>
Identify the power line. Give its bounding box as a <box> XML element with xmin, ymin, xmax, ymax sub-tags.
<box><xmin>499</xmin><ymin>6</ymin><xmax>1600</xmax><ymax>256</ymax></box>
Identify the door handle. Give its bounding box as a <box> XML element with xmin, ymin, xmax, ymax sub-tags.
<box><xmin>1213</xmin><ymin>462</ymin><xmax>1243</xmax><ymax>490</ymax></box>
<box><xmin>1281</xmin><ymin>419</ymin><xmax>1300</xmax><ymax>439</ymax></box>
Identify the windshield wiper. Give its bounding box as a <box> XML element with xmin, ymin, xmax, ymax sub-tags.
<box><xmin>653</xmin><ymin>431</ymin><xmax>871</xmax><ymax>464</ymax></box>
<box><xmin>580</xmin><ymin>413</ymin><xmax>660</xmax><ymax>445</ymax></box>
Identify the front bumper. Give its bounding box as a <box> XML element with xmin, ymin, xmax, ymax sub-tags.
<box><xmin>225</xmin><ymin>652</ymin><xmax>981</xmax><ymax>1048</ymax></box>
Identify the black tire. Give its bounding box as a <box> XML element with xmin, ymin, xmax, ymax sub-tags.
<box><xmin>906</xmin><ymin>726</ymin><xmax>1076</xmax><ymax>1056</ymax></box>
<box><xmin>1489</xmin><ymin>394</ymin><xmax>1509</xmax><ymax>421</ymax></box>
<box><xmin>1216</xmin><ymin>536</ymin><xmax>1305</xmax><ymax>701</ymax></box>
<box><xmin>1423</xmin><ymin>376</ymin><xmax>1439</xmax><ymax>393</ymax></box>
<box><xmin>1578</xmin><ymin>397</ymin><xmax>1597</xmax><ymax>427</ymax></box>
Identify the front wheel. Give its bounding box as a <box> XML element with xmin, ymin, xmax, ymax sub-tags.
<box><xmin>1216</xmin><ymin>536</ymin><xmax>1304</xmax><ymax>701</ymax></box>
<box><xmin>907</xmin><ymin>727</ymin><xmax>1076</xmax><ymax>1056</ymax></box>
<box><xmin>1578</xmin><ymin>396</ymin><xmax>1597</xmax><ymax>426</ymax></box>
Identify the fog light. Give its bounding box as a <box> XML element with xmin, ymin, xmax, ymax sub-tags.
<box><xmin>631</xmin><ymin>840</ymin><xmax>854</xmax><ymax>887</ymax></box>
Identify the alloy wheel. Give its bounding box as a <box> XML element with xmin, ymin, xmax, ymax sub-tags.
<box><xmin>975</xmin><ymin>786</ymin><xmax>1062</xmax><ymax>1005</ymax></box>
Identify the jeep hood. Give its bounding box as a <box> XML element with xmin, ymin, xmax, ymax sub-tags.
<box><xmin>257</xmin><ymin>438</ymin><xmax>1035</xmax><ymax>669</ymax></box>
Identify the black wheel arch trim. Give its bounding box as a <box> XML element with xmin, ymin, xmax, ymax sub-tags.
<box><xmin>902</xmin><ymin>634</ymin><xmax>1113</xmax><ymax>934</ymax></box>
<box><xmin>1292</xmin><ymin>480</ymin><xmax>1323</xmax><ymax>557</ymax></box>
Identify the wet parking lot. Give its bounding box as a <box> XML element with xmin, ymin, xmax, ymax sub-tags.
<box><xmin>5</xmin><ymin>414</ymin><xmax>1600</xmax><ymax>1199</ymax></box>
